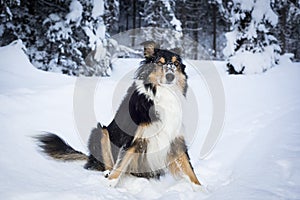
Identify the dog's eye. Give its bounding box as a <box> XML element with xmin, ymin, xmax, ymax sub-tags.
<box><xmin>164</xmin><ymin>62</ymin><xmax>177</xmax><ymax>70</ymax></box>
<box><xmin>173</xmin><ymin>61</ymin><xmax>180</xmax><ymax>67</ymax></box>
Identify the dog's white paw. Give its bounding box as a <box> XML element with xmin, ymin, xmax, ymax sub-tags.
<box><xmin>103</xmin><ymin>170</ymin><xmax>111</xmax><ymax>178</ymax></box>
<box><xmin>107</xmin><ymin>178</ymin><xmax>119</xmax><ymax>188</ymax></box>
<box><xmin>192</xmin><ymin>183</ymin><xmax>209</xmax><ymax>193</ymax></box>
<box><xmin>102</xmin><ymin>173</ymin><xmax>119</xmax><ymax>188</ymax></box>
<box><xmin>103</xmin><ymin>176</ymin><xmax>119</xmax><ymax>188</ymax></box>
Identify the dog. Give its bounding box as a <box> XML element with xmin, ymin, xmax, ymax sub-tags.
<box><xmin>36</xmin><ymin>49</ymin><xmax>201</xmax><ymax>189</ymax></box>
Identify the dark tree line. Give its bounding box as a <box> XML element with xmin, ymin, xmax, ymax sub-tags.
<box><xmin>0</xmin><ymin>0</ymin><xmax>299</xmax><ymax>76</ymax></box>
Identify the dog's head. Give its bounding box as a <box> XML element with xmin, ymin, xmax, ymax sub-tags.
<box><xmin>136</xmin><ymin>49</ymin><xmax>188</xmax><ymax>95</ymax></box>
<box><xmin>153</xmin><ymin>50</ymin><xmax>187</xmax><ymax>84</ymax></box>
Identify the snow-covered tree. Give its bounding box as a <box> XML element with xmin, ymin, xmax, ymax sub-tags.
<box><xmin>272</xmin><ymin>0</ymin><xmax>300</xmax><ymax>61</ymax></box>
<box><xmin>103</xmin><ymin>0</ymin><xmax>119</xmax><ymax>34</ymax></box>
<box><xmin>42</xmin><ymin>0</ymin><xmax>113</xmax><ymax>76</ymax></box>
<box><xmin>140</xmin><ymin>0</ymin><xmax>182</xmax><ymax>49</ymax></box>
<box><xmin>0</xmin><ymin>0</ymin><xmax>115</xmax><ymax>76</ymax></box>
<box><xmin>81</xmin><ymin>0</ymin><xmax>112</xmax><ymax>76</ymax></box>
<box><xmin>222</xmin><ymin>0</ymin><xmax>281</xmax><ymax>74</ymax></box>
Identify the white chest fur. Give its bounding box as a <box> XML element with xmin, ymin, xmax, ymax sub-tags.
<box><xmin>137</xmin><ymin>83</ymin><xmax>186</xmax><ymax>171</ymax></box>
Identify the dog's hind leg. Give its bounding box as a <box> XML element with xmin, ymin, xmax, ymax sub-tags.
<box><xmin>168</xmin><ymin>137</ymin><xmax>201</xmax><ymax>187</ymax></box>
<box><xmin>101</xmin><ymin>128</ymin><xmax>114</xmax><ymax>171</ymax></box>
<box><xmin>169</xmin><ymin>152</ymin><xmax>201</xmax><ymax>185</ymax></box>
<box><xmin>85</xmin><ymin>123</ymin><xmax>114</xmax><ymax>171</ymax></box>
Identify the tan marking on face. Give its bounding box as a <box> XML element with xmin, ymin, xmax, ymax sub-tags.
<box><xmin>171</xmin><ymin>56</ymin><xmax>177</xmax><ymax>63</ymax></box>
<box><xmin>158</xmin><ymin>57</ymin><xmax>166</xmax><ymax>64</ymax></box>
<box><xmin>175</xmin><ymin>71</ymin><xmax>187</xmax><ymax>93</ymax></box>
<box><xmin>148</xmin><ymin>65</ymin><xmax>164</xmax><ymax>85</ymax></box>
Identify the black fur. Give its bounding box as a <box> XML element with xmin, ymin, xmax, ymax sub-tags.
<box><xmin>84</xmin><ymin>123</ymin><xmax>106</xmax><ymax>170</ymax></box>
<box><xmin>84</xmin><ymin>80</ymin><xmax>160</xmax><ymax>172</ymax></box>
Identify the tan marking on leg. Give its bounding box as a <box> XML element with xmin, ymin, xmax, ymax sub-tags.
<box><xmin>101</xmin><ymin>128</ymin><xmax>114</xmax><ymax>170</ymax></box>
<box><xmin>167</xmin><ymin>137</ymin><xmax>201</xmax><ymax>185</ymax></box>
<box><xmin>131</xmin><ymin>138</ymin><xmax>149</xmax><ymax>173</ymax></box>
<box><xmin>127</xmin><ymin>125</ymin><xmax>149</xmax><ymax>174</ymax></box>
<box><xmin>168</xmin><ymin>159</ymin><xmax>180</xmax><ymax>177</ymax></box>
<box><xmin>108</xmin><ymin>146</ymin><xmax>136</xmax><ymax>180</ymax></box>
<box><xmin>178</xmin><ymin>154</ymin><xmax>201</xmax><ymax>185</ymax></box>
<box><xmin>108</xmin><ymin>124</ymin><xmax>149</xmax><ymax>180</ymax></box>
<box><xmin>148</xmin><ymin>69</ymin><xmax>161</xmax><ymax>86</ymax></box>
<box><xmin>133</xmin><ymin>124</ymin><xmax>147</xmax><ymax>139</ymax></box>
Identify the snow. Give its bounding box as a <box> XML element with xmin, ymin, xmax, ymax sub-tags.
<box><xmin>239</xmin><ymin>0</ymin><xmax>254</xmax><ymax>11</ymax></box>
<box><xmin>253</xmin><ymin>0</ymin><xmax>278</xmax><ymax>25</ymax></box>
<box><xmin>170</xmin><ymin>16</ymin><xmax>182</xmax><ymax>32</ymax></box>
<box><xmin>1</xmin><ymin>41</ymin><xmax>300</xmax><ymax>199</ymax></box>
<box><xmin>232</xmin><ymin>0</ymin><xmax>278</xmax><ymax>26</ymax></box>
<box><xmin>66</xmin><ymin>0</ymin><xmax>83</xmax><ymax>27</ymax></box>
<box><xmin>223</xmin><ymin>31</ymin><xmax>238</xmax><ymax>57</ymax></box>
<box><xmin>228</xmin><ymin>46</ymin><xmax>277</xmax><ymax>74</ymax></box>
<box><xmin>92</xmin><ymin>0</ymin><xmax>105</xmax><ymax>19</ymax></box>
<box><xmin>224</xmin><ymin>0</ymin><xmax>280</xmax><ymax>74</ymax></box>
<box><xmin>161</xmin><ymin>0</ymin><xmax>182</xmax><ymax>32</ymax></box>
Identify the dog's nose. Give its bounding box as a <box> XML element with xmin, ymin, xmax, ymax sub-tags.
<box><xmin>166</xmin><ymin>73</ymin><xmax>175</xmax><ymax>82</ymax></box>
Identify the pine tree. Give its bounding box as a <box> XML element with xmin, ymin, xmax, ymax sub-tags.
<box><xmin>0</xmin><ymin>0</ymin><xmax>115</xmax><ymax>76</ymax></box>
<box><xmin>103</xmin><ymin>0</ymin><xmax>119</xmax><ymax>34</ymax></box>
<box><xmin>222</xmin><ymin>0</ymin><xmax>281</xmax><ymax>74</ymax></box>
<box><xmin>140</xmin><ymin>0</ymin><xmax>182</xmax><ymax>49</ymax></box>
<box><xmin>272</xmin><ymin>0</ymin><xmax>300</xmax><ymax>61</ymax></box>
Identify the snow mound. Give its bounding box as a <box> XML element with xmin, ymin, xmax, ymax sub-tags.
<box><xmin>1</xmin><ymin>42</ymin><xmax>300</xmax><ymax>199</ymax></box>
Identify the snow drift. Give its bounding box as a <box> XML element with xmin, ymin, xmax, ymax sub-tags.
<box><xmin>0</xmin><ymin>41</ymin><xmax>300</xmax><ymax>199</ymax></box>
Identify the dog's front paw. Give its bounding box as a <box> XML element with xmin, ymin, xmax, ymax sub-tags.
<box><xmin>104</xmin><ymin>170</ymin><xmax>111</xmax><ymax>178</ymax></box>
<box><xmin>192</xmin><ymin>183</ymin><xmax>209</xmax><ymax>193</ymax></box>
<box><xmin>107</xmin><ymin>178</ymin><xmax>119</xmax><ymax>188</ymax></box>
<box><xmin>103</xmin><ymin>173</ymin><xmax>119</xmax><ymax>187</ymax></box>
<box><xmin>102</xmin><ymin>176</ymin><xmax>119</xmax><ymax>188</ymax></box>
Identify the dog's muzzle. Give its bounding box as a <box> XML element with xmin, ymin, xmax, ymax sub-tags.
<box><xmin>166</xmin><ymin>72</ymin><xmax>175</xmax><ymax>83</ymax></box>
<box><xmin>164</xmin><ymin>63</ymin><xmax>176</xmax><ymax>83</ymax></box>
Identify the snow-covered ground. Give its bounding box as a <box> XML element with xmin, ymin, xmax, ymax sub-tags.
<box><xmin>0</xmin><ymin>41</ymin><xmax>299</xmax><ymax>199</ymax></box>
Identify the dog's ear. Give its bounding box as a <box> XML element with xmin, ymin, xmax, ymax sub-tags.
<box><xmin>169</xmin><ymin>47</ymin><xmax>182</xmax><ymax>56</ymax></box>
<box><xmin>141</xmin><ymin>41</ymin><xmax>160</xmax><ymax>59</ymax></box>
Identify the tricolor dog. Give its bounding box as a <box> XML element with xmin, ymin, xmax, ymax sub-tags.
<box><xmin>36</xmin><ymin>49</ymin><xmax>201</xmax><ymax>189</ymax></box>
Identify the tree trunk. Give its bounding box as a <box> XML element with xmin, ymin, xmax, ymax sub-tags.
<box><xmin>280</xmin><ymin>2</ymin><xmax>287</xmax><ymax>55</ymax></box>
<box><xmin>131</xmin><ymin>0</ymin><xmax>136</xmax><ymax>47</ymax></box>
<box><xmin>212</xmin><ymin>3</ymin><xmax>217</xmax><ymax>58</ymax></box>
<box><xmin>193</xmin><ymin>24</ymin><xmax>198</xmax><ymax>60</ymax></box>
<box><xmin>126</xmin><ymin>14</ymin><xmax>129</xmax><ymax>31</ymax></box>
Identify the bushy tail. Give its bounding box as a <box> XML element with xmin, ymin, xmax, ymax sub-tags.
<box><xmin>35</xmin><ymin>133</ymin><xmax>88</xmax><ymax>161</ymax></box>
